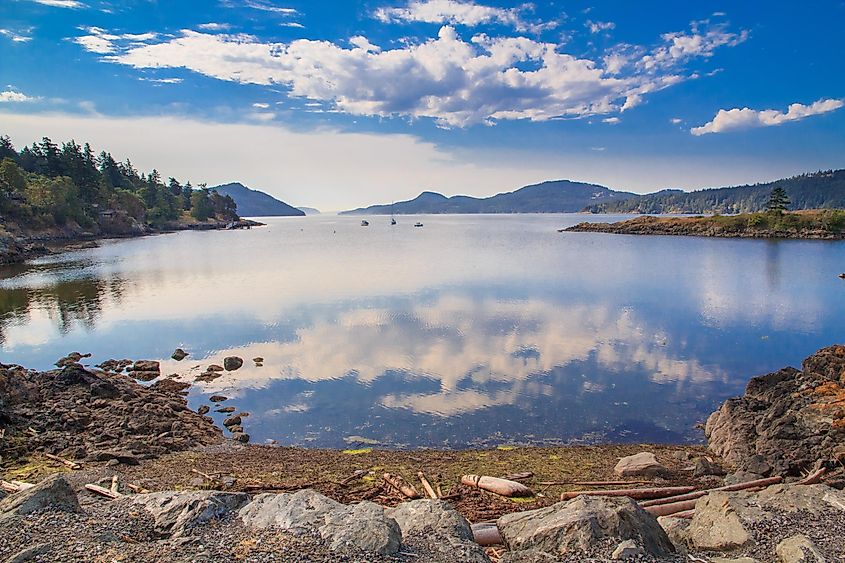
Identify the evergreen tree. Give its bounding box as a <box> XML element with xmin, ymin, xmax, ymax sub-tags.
<box><xmin>766</xmin><ymin>186</ymin><xmax>790</xmax><ymax>213</ymax></box>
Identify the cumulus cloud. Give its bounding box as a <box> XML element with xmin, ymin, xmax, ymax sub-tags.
<box><xmin>374</xmin><ymin>0</ymin><xmax>556</xmax><ymax>33</ymax></box>
<box><xmin>72</xmin><ymin>21</ymin><xmax>744</xmax><ymax>127</ymax></box>
<box><xmin>691</xmin><ymin>98</ymin><xmax>844</xmax><ymax>136</ymax></box>
<box><xmin>197</xmin><ymin>23</ymin><xmax>231</xmax><ymax>31</ymax></box>
<box><xmin>0</xmin><ymin>90</ymin><xmax>34</xmax><ymax>103</ymax></box>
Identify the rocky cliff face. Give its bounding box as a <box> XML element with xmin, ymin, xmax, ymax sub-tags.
<box><xmin>706</xmin><ymin>345</ymin><xmax>845</xmax><ymax>476</ymax></box>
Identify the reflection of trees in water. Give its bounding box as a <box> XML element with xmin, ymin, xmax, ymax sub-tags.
<box><xmin>0</xmin><ymin>274</ymin><xmax>125</xmax><ymax>344</ymax></box>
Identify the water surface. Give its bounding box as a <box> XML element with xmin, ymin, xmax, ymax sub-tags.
<box><xmin>2</xmin><ymin>214</ymin><xmax>843</xmax><ymax>448</ymax></box>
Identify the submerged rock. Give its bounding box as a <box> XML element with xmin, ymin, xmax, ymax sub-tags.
<box><xmin>171</xmin><ymin>348</ymin><xmax>189</xmax><ymax>361</ymax></box>
<box><xmin>223</xmin><ymin>357</ymin><xmax>243</xmax><ymax>371</ymax></box>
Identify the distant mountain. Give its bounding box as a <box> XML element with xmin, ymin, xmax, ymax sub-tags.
<box><xmin>211</xmin><ymin>183</ymin><xmax>305</xmax><ymax>217</ymax></box>
<box><xmin>340</xmin><ymin>180</ymin><xmax>636</xmax><ymax>215</ymax></box>
<box><xmin>586</xmin><ymin>170</ymin><xmax>845</xmax><ymax>214</ymax></box>
<box><xmin>297</xmin><ymin>207</ymin><xmax>321</xmax><ymax>215</ymax></box>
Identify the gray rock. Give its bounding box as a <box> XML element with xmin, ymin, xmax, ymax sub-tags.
<box><xmin>611</xmin><ymin>539</ymin><xmax>644</xmax><ymax>559</ymax></box>
<box><xmin>319</xmin><ymin>501</ymin><xmax>401</xmax><ymax>555</ymax></box>
<box><xmin>239</xmin><ymin>489</ymin><xmax>343</xmax><ymax>532</ymax></box>
<box><xmin>0</xmin><ymin>475</ymin><xmax>80</xmax><ymax>519</ymax></box>
<box><xmin>171</xmin><ymin>349</ymin><xmax>189</xmax><ymax>361</ymax></box>
<box><xmin>231</xmin><ymin>432</ymin><xmax>250</xmax><ymax>443</ymax></box>
<box><xmin>775</xmin><ymin>534</ymin><xmax>825</xmax><ymax>562</ymax></box>
<box><xmin>128</xmin><ymin>490</ymin><xmax>249</xmax><ymax>537</ymax></box>
<box><xmin>223</xmin><ymin>356</ymin><xmax>243</xmax><ymax>371</ymax></box>
<box><xmin>497</xmin><ymin>495</ymin><xmax>674</xmax><ymax>558</ymax></box>
<box><xmin>4</xmin><ymin>543</ymin><xmax>50</xmax><ymax>563</ymax></box>
<box><xmin>223</xmin><ymin>415</ymin><xmax>241</xmax><ymax>427</ymax></box>
<box><xmin>197</xmin><ymin>405</ymin><xmax>209</xmax><ymax>416</ymax></box>
<box><xmin>710</xmin><ymin>558</ymin><xmax>761</xmax><ymax>563</ymax></box>
<box><xmin>745</xmin><ymin>455</ymin><xmax>771</xmax><ymax>476</ymax></box>
<box><xmin>499</xmin><ymin>549</ymin><xmax>559</xmax><ymax>563</ymax></box>
<box><xmin>724</xmin><ymin>471</ymin><xmax>765</xmax><ymax>486</ymax></box>
<box><xmin>657</xmin><ymin>516</ymin><xmax>689</xmax><ymax>554</ymax></box>
<box><xmin>386</xmin><ymin>500</ymin><xmax>488</xmax><ymax>562</ymax></box>
<box><xmin>693</xmin><ymin>457</ymin><xmax>727</xmax><ymax>477</ymax></box>
<box><xmin>613</xmin><ymin>452</ymin><xmax>669</xmax><ymax>478</ymax></box>
<box><xmin>688</xmin><ymin>492</ymin><xmax>754</xmax><ymax>551</ymax></box>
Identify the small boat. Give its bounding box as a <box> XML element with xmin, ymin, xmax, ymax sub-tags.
<box><xmin>391</xmin><ymin>218</ymin><xmax>397</xmax><ymax>225</ymax></box>
<box><xmin>361</xmin><ymin>220</ymin><xmax>369</xmax><ymax>226</ymax></box>
<box><xmin>414</xmin><ymin>222</ymin><xmax>424</xmax><ymax>228</ymax></box>
<box><xmin>839</xmin><ymin>273</ymin><xmax>845</xmax><ymax>279</ymax></box>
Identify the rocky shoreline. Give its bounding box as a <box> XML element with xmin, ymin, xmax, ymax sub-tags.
<box><xmin>0</xmin><ymin>218</ymin><xmax>264</xmax><ymax>266</ymax></box>
<box><xmin>1</xmin><ymin>346</ymin><xmax>845</xmax><ymax>561</ymax></box>
<box><xmin>563</xmin><ymin>213</ymin><xmax>845</xmax><ymax>240</ymax></box>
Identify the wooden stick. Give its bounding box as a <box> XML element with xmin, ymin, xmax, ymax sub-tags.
<box><xmin>0</xmin><ymin>480</ymin><xmax>33</xmax><ymax>493</ymax></box>
<box><xmin>127</xmin><ymin>483</ymin><xmax>151</xmax><ymax>494</ymax></box>
<box><xmin>501</xmin><ymin>472</ymin><xmax>533</xmax><ymax>482</ymax></box>
<box><xmin>110</xmin><ymin>475</ymin><xmax>119</xmax><ymax>494</ymax></box>
<box><xmin>436</xmin><ymin>483</ymin><xmax>443</xmax><ymax>498</ymax></box>
<box><xmin>561</xmin><ymin>485</ymin><xmax>695</xmax><ymax>501</ymax></box>
<box><xmin>462</xmin><ymin>475</ymin><xmax>534</xmax><ymax>498</ymax></box>
<box><xmin>383</xmin><ymin>473</ymin><xmax>421</xmax><ymax>499</ymax></box>
<box><xmin>673</xmin><ymin>509</ymin><xmax>695</xmax><ymax>519</ymax></box>
<box><xmin>639</xmin><ymin>476</ymin><xmax>783</xmax><ymax>508</ymax></box>
<box><xmin>44</xmin><ymin>453</ymin><xmax>81</xmax><ymax>470</ymax></box>
<box><xmin>417</xmin><ymin>472</ymin><xmax>439</xmax><ymax>499</ymax></box>
<box><xmin>340</xmin><ymin>469</ymin><xmax>368</xmax><ymax>486</ymax></box>
<box><xmin>797</xmin><ymin>467</ymin><xmax>826</xmax><ymax>485</ymax></box>
<box><xmin>85</xmin><ymin>483</ymin><xmax>122</xmax><ymax>499</ymax></box>
<box><xmin>539</xmin><ymin>480</ymin><xmax>650</xmax><ymax>487</ymax></box>
<box><xmin>645</xmin><ymin>498</ymin><xmax>698</xmax><ymax>517</ymax></box>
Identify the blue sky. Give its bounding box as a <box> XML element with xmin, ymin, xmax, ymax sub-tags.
<box><xmin>1</xmin><ymin>0</ymin><xmax>844</xmax><ymax>210</ymax></box>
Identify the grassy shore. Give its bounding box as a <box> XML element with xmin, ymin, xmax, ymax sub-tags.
<box><xmin>565</xmin><ymin>209</ymin><xmax>845</xmax><ymax>239</ymax></box>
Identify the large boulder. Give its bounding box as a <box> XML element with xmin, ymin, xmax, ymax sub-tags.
<box><xmin>319</xmin><ymin>501</ymin><xmax>401</xmax><ymax>555</ymax></box>
<box><xmin>386</xmin><ymin>499</ymin><xmax>489</xmax><ymax>562</ymax></box>
<box><xmin>0</xmin><ymin>475</ymin><xmax>80</xmax><ymax>519</ymax></box>
<box><xmin>613</xmin><ymin>452</ymin><xmax>669</xmax><ymax>478</ymax></box>
<box><xmin>706</xmin><ymin>345</ymin><xmax>845</xmax><ymax>476</ymax></box>
<box><xmin>497</xmin><ymin>496</ymin><xmax>674</xmax><ymax>558</ymax></box>
<box><xmin>688</xmin><ymin>484</ymin><xmax>845</xmax><ymax>552</ymax></box>
<box><xmin>775</xmin><ymin>534</ymin><xmax>825</xmax><ymax>562</ymax></box>
<box><xmin>223</xmin><ymin>357</ymin><xmax>243</xmax><ymax>371</ymax></box>
<box><xmin>239</xmin><ymin>489</ymin><xmax>342</xmax><ymax>532</ymax></box>
<box><xmin>128</xmin><ymin>490</ymin><xmax>249</xmax><ymax>537</ymax></box>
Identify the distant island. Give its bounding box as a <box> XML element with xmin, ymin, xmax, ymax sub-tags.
<box><xmin>297</xmin><ymin>206</ymin><xmax>321</xmax><ymax>215</ymax></box>
<box><xmin>585</xmin><ymin>169</ymin><xmax>845</xmax><ymax>214</ymax></box>
<box><xmin>340</xmin><ymin>180</ymin><xmax>636</xmax><ymax>215</ymax></box>
<box><xmin>211</xmin><ymin>182</ymin><xmax>305</xmax><ymax>217</ymax></box>
<box><xmin>564</xmin><ymin>210</ymin><xmax>845</xmax><ymax>240</ymax></box>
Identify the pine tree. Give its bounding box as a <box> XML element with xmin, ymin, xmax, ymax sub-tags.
<box><xmin>766</xmin><ymin>187</ymin><xmax>790</xmax><ymax>213</ymax></box>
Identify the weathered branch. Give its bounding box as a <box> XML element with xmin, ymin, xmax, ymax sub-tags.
<box><xmin>560</xmin><ymin>486</ymin><xmax>694</xmax><ymax>501</ymax></box>
<box><xmin>383</xmin><ymin>473</ymin><xmax>421</xmax><ymax>499</ymax></box>
<box><xmin>462</xmin><ymin>475</ymin><xmax>533</xmax><ymax>498</ymax></box>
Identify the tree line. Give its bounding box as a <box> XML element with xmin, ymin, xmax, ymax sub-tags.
<box><xmin>585</xmin><ymin>169</ymin><xmax>845</xmax><ymax>214</ymax></box>
<box><xmin>0</xmin><ymin>135</ymin><xmax>238</xmax><ymax>230</ymax></box>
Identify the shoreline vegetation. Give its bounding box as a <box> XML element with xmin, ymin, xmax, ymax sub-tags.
<box><xmin>1</xmin><ymin>345</ymin><xmax>844</xmax><ymax>560</ymax></box>
<box><xmin>0</xmin><ymin>134</ymin><xmax>263</xmax><ymax>265</ymax></box>
<box><xmin>563</xmin><ymin>209</ymin><xmax>845</xmax><ymax>240</ymax></box>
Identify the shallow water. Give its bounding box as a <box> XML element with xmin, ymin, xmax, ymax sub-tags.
<box><xmin>2</xmin><ymin>214</ymin><xmax>844</xmax><ymax>448</ymax></box>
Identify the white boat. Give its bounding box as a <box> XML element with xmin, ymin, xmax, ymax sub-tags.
<box><xmin>361</xmin><ymin>220</ymin><xmax>369</xmax><ymax>226</ymax></box>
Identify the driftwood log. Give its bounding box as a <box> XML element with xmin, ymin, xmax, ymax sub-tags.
<box><xmin>640</xmin><ymin>476</ymin><xmax>783</xmax><ymax>508</ymax></box>
<box><xmin>85</xmin><ymin>483</ymin><xmax>122</xmax><ymax>499</ymax></box>
<box><xmin>383</xmin><ymin>473</ymin><xmax>421</xmax><ymax>499</ymax></box>
<box><xmin>462</xmin><ymin>475</ymin><xmax>534</xmax><ymax>498</ymax></box>
<box><xmin>560</xmin><ymin>486</ymin><xmax>695</xmax><ymax>501</ymax></box>
<box><xmin>44</xmin><ymin>453</ymin><xmax>81</xmax><ymax>470</ymax></box>
<box><xmin>471</xmin><ymin>523</ymin><xmax>503</xmax><ymax>546</ymax></box>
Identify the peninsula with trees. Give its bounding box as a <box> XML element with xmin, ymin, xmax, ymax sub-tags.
<box><xmin>0</xmin><ymin>135</ymin><xmax>262</xmax><ymax>264</ymax></box>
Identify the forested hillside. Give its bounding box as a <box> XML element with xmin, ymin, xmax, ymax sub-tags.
<box><xmin>585</xmin><ymin>170</ymin><xmax>845</xmax><ymax>214</ymax></box>
<box><xmin>0</xmin><ymin>135</ymin><xmax>238</xmax><ymax>235</ymax></box>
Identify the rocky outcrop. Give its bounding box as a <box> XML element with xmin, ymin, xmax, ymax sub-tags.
<box><xmin>0</xmin><ymin>475</ymin><xmax>80</xmax><ymax>520</ymax></box>
<box><xmin>497</xmin><ymin>495</ymin><xmax>674</xmax><ymax>558</ymax></box>
<box><xmin>387</xmin><ymin>499</ymin><xmax>489</xmax><ymax>562</ymax></box>
<box><xmin>0</xmin><ymin>363</ymin><xmax>222</xmax><ymax>464</ymax></box>
<box><xmin>706</xmin><ymin>345</ymin><xmax>845</xmax><ymax>476</ymax></box>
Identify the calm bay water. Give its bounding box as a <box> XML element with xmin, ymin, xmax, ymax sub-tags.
<box><xmin>2</xmin><ymin>214</ymin><xmax>844</xmax><ymax>448</ymax></box>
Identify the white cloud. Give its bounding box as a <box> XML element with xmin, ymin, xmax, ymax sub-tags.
<box><xmin>140</xmin><ymin>77</ymin><xmax>183</xmax><ymax>84</ymax></box>
<box><xmin>586</xmin><ymin>20</ymin><xmax>615</xmax><ymax>34</ymax></box>
<box><xmin>223</xmin><ymin>0</ymin><xmax>297</xmax><ymax>14</ymax></box>
<box><xmin>197</xmin><ymin>22</ymin><xmax>232</xmax><ymax>31</ymax></box>
<box><xmin>73</xmin><ymin>20</ymin><xmax>743</xmax><ymax>128</ymax></box>
<box><xmin>638</xmin><ymin>22</ymin><xmax>747</xmax><ymax>71</ymax></box>
<box><xmin>691</xmin><ymin>98</ymin><xmax>845</xmax><ymax>136</ymax></box>
<box><xmin>0</xmin><ymin>90</ymin><xmax>34</xmax><ymax>103</ymax></box>
<box><xmin>670</xmin><ymin>117</ymin><xmax>682</xmax><ymax>124</ymax></box>
<box><xmin>602</xmin><ymin>116</ymin><xmax>620</xmax><ymax>124</ymax></box>
<box><xmin>29</xmin><ymin>0</ymin><xmax>85</xmax><ymax>7</ymax></box>
<box><xmin>0</xmin><ymin>28</ymin><xmax>34</xmax><ymax>42</ymax></box>
<box><xmin>252</xmin><ymin>102</ymin><xmax>270</xmax><ymax>108</ymax></box>
<box><xmin>374</xmin><ymin>0</ymin><xmax>557</xmax><ymax>33</ymax></box>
